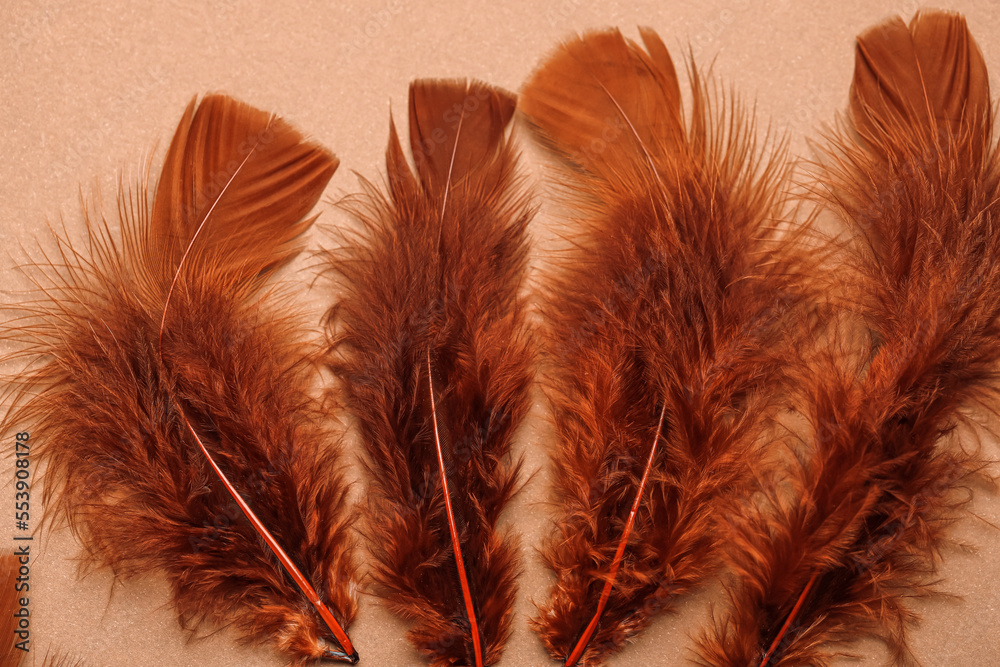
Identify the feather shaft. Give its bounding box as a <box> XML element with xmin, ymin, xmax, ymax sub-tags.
<box><xmin>564</xmin><ymin>403</ymin><xmax>666</xmax><ymax>667</ymax></box>
<box><xmin>181</xmin><ymin>414</ymin><xmax>356</xmax><ymax>662</ymax></box>
<box><xmin>426</xmin><ymin>349</ymin><xmax>484</xmax><ymax>667</ymax></box>
<box><xmin>758</xmin><ymin>571</ymin><xmax>818</xmax><ymax>667</ymax></box>
<box><xmin>156</xmin><ymin>128</ymin><xmax>265</xmax><ymax>352</ymax></box>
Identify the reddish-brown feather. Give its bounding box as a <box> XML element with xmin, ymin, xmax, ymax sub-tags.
<box><xmin>323</xmin><ymin>79</ymin><xmax>533</xmax><ymax>666</ymax></box>
<box><xmin>1</xmin><ymin>95</ymin><xmax>358</xmax><ymax>665</ymax></box>
<box><xmin>696</xmin><ymin>11</ymin><xmax>1000</xmax><ymax>666</ymax></box>
<box><xmin>519</xmin><ymin>28</ymin><xmax>816</xmax><ymax>666</ymax></box>
<box><xmin>0</xmin><ymin>554</ymin><xmax>21</xmax><ymax>667</ymax></box>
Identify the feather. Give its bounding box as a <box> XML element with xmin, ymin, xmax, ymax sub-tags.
<box><xmin>2</xmin><ymin>94</ymin><xmax>359</xmax><ymax>664</ymax></box>
<box><xmin>0</xmin><ymin>554</ymin><xmax>23</xmax><ymax>667</ymax></box>
<box><xmin>519</xmin><ymin>28</ymin><xmax>815</xmax><ymax>666</ymax></box>
<box><xmin>323</xmin><ymin>79</ymin><xmax>533</xmax><ymax>667</ymax></box>
<box><xmin>696</xmin><ymin>11</ymin><xmax>1000</xmax><ymax>666</ymax></box>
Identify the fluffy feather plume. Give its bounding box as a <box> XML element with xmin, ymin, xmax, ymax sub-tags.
<box><xmin>2</xmin><ymin>95</ymin><xmax>359</xmax><ymax>664</ymax></box>
<box><xmin>519</xmin><ymin>28</ymin><xmax>814</xmax><ymax>666</ymax></box>
<box><xmin>323</xmin><ymin>80</ymin><xmax>532</xmax><ymax>666</ymax></box>
<box><xmin>696</xmin><ymin>11</ymin><xmax>1000</xmax><ymax>666</ymax></box>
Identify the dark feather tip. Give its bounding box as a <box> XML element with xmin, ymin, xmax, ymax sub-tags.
<box><xmin>323</xmin><ymin>648</ymin><xmax>360</xmax><ymax>664</ymax></box>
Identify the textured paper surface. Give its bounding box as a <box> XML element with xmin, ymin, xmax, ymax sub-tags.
<box><xmin>2</xmin><ymin>1</ymin><xmax>999</xmax><ymax>665</ymax></box>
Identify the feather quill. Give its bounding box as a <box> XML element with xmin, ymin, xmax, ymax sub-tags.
<box><xmin>696</xmin><ymin>11</ymin><xmax>1000</xmax><ymax>666</ymax></box>
<box><xmin>323</xmin><ymin>79</ymin><xmax>533</xmax><ymax>666</ymax></box>
<box><xmin>2</xmin><ymin>94</ymin><xmax>359</xmax><ymax>664</ymax></box>
<box><xmin>519</xmin><ymin>28</ymin><xmax>814</xmax><ymax>666</ymax></box>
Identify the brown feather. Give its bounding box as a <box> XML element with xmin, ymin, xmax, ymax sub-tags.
<box><xmin>323</xmin><ymin>79</ymin><xmax>533</xmax><ymax>666</ymax></box>
<box><xmin>696</xmin><ymin>11</ymin><xmax>1000</xmax><ymax>666</ymax></box>
<box><xmin>1</xmin><ymin>94</ymin><xmax>358</xmax><ymax>664</ymax></box>
<box><xmin>519</xmin><ymin>28</ymin><xmax>815</xmax><ymax>666</ymax></box>
<box><xmin>0</xmin><ymin>554</ymin><xmax>22</xmax><ymax>667</ymax></box>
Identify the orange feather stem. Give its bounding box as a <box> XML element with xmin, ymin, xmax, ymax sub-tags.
<box><xmin>426</xmin><ymin>349</ymin><xmax>484</xmax><ymax>667</ymax></box>
<box><xmin>564</xmin><ymin>404</ymin><xmax>666</xmax><ymax>667</ymax></box>
<box><xmin>757</xmin><ymin>571</ymin><xmax>818</xmax><ymax>667</ymax></box>
<box><xmin>180</xmin><ymin>416</ymin><xmax>356</xmax><ymax>661</ymax></box>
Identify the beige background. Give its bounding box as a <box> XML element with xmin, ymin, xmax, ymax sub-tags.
<box><xmin>2</xmin><ymin>1</ymin><xmax>1000</xmax><ymax>665</ymax></box>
